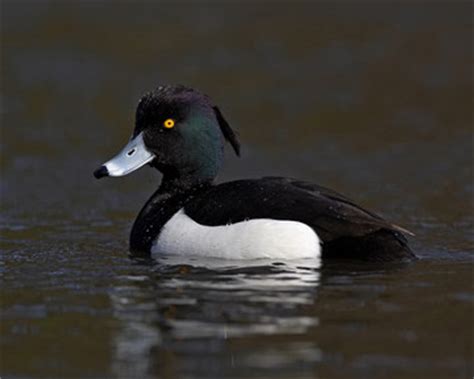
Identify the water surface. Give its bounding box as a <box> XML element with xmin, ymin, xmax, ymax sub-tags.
<box><xmin>1</xmin><ymin>2</ymin><xmax>472</xmax><ymax>378</ymax></box>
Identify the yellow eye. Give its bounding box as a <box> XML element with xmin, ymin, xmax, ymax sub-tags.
<box><xmin>163</xmin><ymin>118</ymin><xmax>175</xmax><ymax>129</ymax></box>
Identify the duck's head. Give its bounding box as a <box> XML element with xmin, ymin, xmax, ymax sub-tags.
<box><xmin>93</xmin><ymin>85</ymin><xmax>240</xmax><ymax>187</ymax></box>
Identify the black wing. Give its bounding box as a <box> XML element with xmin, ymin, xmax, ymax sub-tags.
<box><xmin>184</xmin><ymin>176</ymin><xmax>411</xmax><ymax>243</ymax></box>
<box><xmin>184</xmin><ymin>177</ymin><xmax>417</xmax><ymax>261</ymax></box>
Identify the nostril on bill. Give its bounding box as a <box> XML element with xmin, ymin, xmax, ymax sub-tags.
<box><xmin>127</xmin><ymin>148</ymin><xmax>136</xmax><ymax>157</ymax></box>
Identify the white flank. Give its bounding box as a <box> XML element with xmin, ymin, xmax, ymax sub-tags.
<box><xmin>152</xmin><ymin>208</ymin><xmax>321</xmax><ymax>260</ymax></box>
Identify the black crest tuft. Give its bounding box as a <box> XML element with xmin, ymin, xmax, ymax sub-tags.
<box><xmin>213</xmin><ymin>106</ymin><xmax>240</xmax><ymax>156</ymax></box>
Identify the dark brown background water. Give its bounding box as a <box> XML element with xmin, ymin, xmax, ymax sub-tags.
<box><xmin>1</xmin><ymin>1</ymin><xmax>472</xmax><ymax>378</ymax></box>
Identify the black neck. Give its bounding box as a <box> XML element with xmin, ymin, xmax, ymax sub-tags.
<box><xmin>158</xmin><ymin>173</ymin><xmax>212</xmax><ymax>193</ymax></box>
<box><xmin>152</xmin><ymin>161</ymin><xmax>217</xmax><ymax>193</ymax></box>
<box><xmin>129</xmin><ymin>179</ymin><xmax>211</xmax><ymax>256</ymax></box>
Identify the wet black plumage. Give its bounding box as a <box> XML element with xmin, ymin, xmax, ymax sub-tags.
<box><xmin>94</xmin><ymin>85</ymin><xmax>416</xmax><ymax>262</ymax></box>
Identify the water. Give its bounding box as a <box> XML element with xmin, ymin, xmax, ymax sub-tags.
<box><xmin>1</xmin><ymin>2</ymin><xmax>472</xmax><ymax>378</ymax></box>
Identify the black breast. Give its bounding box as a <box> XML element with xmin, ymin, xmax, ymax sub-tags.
<box><xmin>129</xmin><ymin>185</ymin><xmax>209</xmax><ymax>255</ymax></box>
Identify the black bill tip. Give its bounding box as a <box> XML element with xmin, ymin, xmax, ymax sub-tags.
<box><xmin>93</xmin><ymin>165</ymin><xmax>109</xmax><ymax>179</ymax></box>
